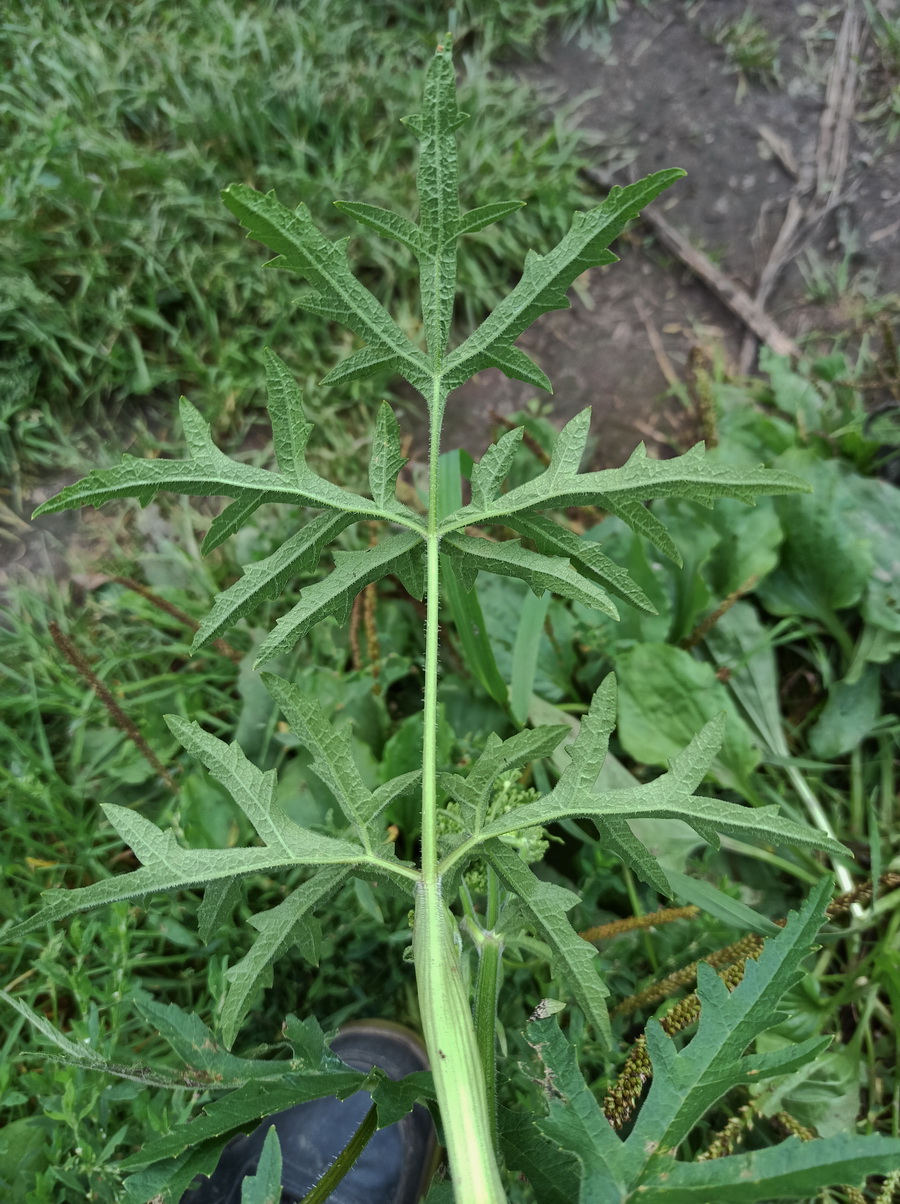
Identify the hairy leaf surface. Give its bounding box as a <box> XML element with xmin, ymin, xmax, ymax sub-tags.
<box><xmin>254</xmin><ymin>532</ymin><xmax>424</xmax><ymax>667</ymax></box>
<box><xmin>194</xmin><ymin>511</ymin><xmax>358</xmax><ymax>650</ymax></box>
<box><xmin>441</xmin><ymin>171</ymin><xmax>685</xmax><ymax>393</ymax></box>
<box><xmin>443</xmin><ymin>532</ymin><xmax>619</xmax><ymax>618</ymax></box>
<box><xmin>444</xmin><ymin>437</ymin><xmax>811</xmax><ymax>539</ymax></box>
<box><xmin>486</xmin><ymin>842</ymin><xmax>611</xmax><ymax>1045</ymax></box>
<box><xmin>221</xmin><ymin>185</ymin><xmax>432</xmax><ymax>393</ymax></box>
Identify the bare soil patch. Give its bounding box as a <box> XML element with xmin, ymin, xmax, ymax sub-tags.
<box><xmin>438</xmin><ymin>0</ymin><xmax>900</xmax><ymax>468</ymax></box>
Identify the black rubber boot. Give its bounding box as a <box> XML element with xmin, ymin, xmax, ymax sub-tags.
<box><xmin>180</xmin><ymin>1020</ymin><xmax>437</xmax><ymax>1203</ymax></box>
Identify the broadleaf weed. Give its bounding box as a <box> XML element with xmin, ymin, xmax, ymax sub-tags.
<box><xmin>7</xmin><ymin>40</ymin><xmax>900</xmax><ymax>1204</ymax></box>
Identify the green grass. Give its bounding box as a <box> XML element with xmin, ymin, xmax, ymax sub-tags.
<box><xmin>709</xmin><ymin>7</ymin><xmax>782</xmax><ymax>90</ymax></box>
<box><xmin>1</xmin><ymin>0</ymin><xmax>607</xmax><ymax>486</ymax></box>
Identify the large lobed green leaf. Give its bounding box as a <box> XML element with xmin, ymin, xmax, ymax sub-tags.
<box><xmin>33</xmin><ymin>380</ymin><xmax>399</xmax><ymax>526</ymax></box>
<box><xmin>627</xmin><ymin>878</ymin><xmax>834</xmax><ymax>1158</ymax></box>
<box><xmin>441</xmin><ymin>171</ymin><xmax>686</xmax><ymax>393</ymax></box>
<box><xmin>5</xmin><ymin>715</ymin><xmax>408</xmax><ymax>940</ymax></box>
<box><xmin>221</xmin><ymin>185</ymin><xmax>432</xmax><ymax>394</ymax></box>
<box><xmin>443</xmin><ymin>419</ymin><xmax>811</xmax><ymax>548</ymax></box>
<box><xmin>527</xmin><ymin>882</ymin><xmax>900</xmax><ymax>1201</ymax></box>
<box><xmin>470</xmin><ymin>677</ymin><xmax>846</xmax><ymax>862</ymax></box>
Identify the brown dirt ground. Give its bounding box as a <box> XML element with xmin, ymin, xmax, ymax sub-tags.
<box><xmin>435</xmin><ymin>0</ymin><xmax>900</xmax><ymax>469</ymax></box>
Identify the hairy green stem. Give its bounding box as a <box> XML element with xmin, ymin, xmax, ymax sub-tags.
<box><xmin>416</xmin><ymin>380</ymin><xmax>506</xmax><ymax>1201</ymax></box>
<box><xmin>299</xmin><ymin>1104</ymin><xmax>377</xmax><ymax>1204</ymax></box>
<box><xmin>472</xmin><ymin>869</ymin><xmax>504</xmax><ymax>1152</ymax></box>
<box><xmin>414</xmin><ymin>880</ymin><xmax>506</xmax><ymax>1203</ymax></box>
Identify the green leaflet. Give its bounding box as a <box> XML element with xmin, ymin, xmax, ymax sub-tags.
<box><xmin>239</xmin><ymin>1127</ymin><xmax>283</xmax><ymax>1204</ymax></box>
<box><xmin>197</xmin><ymin>877</ymin><xmax>242</xmax><ymax>943</ymax></box>
<box><xmin>121</xmin><ymin>1141</ymin><xmax>227</xmax><ymax>1204</ymax></box>
<box><xmin>441</xmin><ymin>171</ymin><xmax>686</xmax><ymax>394</ymax></box>
<box><xmin>133</xmin><ymin>996</ymin><xmax>303</xmax><ymax>1086</ymax></box>
<box><xmin>202</xmin><ymin>491</ymin><xmax>268</xmax><ymax>554</ymax></box>
<box><xmin>166</xmin><ymin>716</ymin><xmax>366</xmax><ymax>859</ymax></box>
<box><xmin>497</xmin><ymin>1106</ymin><xmax>579</xmax><ymax>1204</ymax></box>
<box><xmin>194</xmin><ymin>511</ymin><xmax>358</xmax><ymax>650</ymax></box>
<box><xmin>119</xmin><ymin>1068</ymin><xmax>369</xmax><ymax>1169</ymax></box>
<box><xmin>469</xmin><ymin>425</ymin><xmax>524</xmax><ymax>510</ymax></box>
<box><xmin>504</xmin><ymin>512</ymin><xmax>656</xmax><ymax>615</ymax></box>
<box><xmin>334</xmin><ymin>201</ymin><xmax>421</xmax><ymax>253</ymax></box>
<box><xmin>368</xmin><ymin>401</ymin><xmax>408</xmax><ymax>510</ymax></box>
<box><xmin>551</xmin><ymin>675</ymin><xmax>617</xmax><ymax>807</ymax></box>
<box><xmin>402</xmin><ymin>45</ymin><xmax>467</xmax><ymax>364</ymax></box>
<box><xmin>627</xmin><ymin>879</ymin><xmax>833</xmax><ymax>1157</ymax></box>
<box><xmin>444</xmin><ymin>437</ymin><xmax>811</xmax><ymax>536</ymax></box>
<box><xmin>528</xmin><ymin>1015</ymin><xmax>627</xmax><ymax>1200</ymax></box>
<box><xmin>261</xmin><ymin>672</ymin><xmax>384</xmax><ymax>843</ymax></box>
<box><xmin>456</xmin><ymin>200</ymin><xmax>526</xmax><ymax>237</ymax></box>
<box><xmin>485</xmin><ymin>842</ymin><xmax>611</xmax><ymax>1045</ymax></box>
<box><xmin>264</xmin><ymin>348</ymin><xmax>315</xmax><ymax>483</ymax></box>
<box><xmin>254</xmin><ymin>532</ymin><xmax>424</xmax><ymax>668</ymax></box>
<box><xmin>0</xmin><ymin>992</ymin><xmax>188</xmax><ymax>1089</ymax></box>
<box><xmin>630</xmin><ymin>1134</ymin><xmax>900</xmax><ymax>1202</ymax></box>
<box><xmin>442</xmin><ymin>532</ymin><xmax>620</xmax><ymax>619</ymax></box>
<box><xmin>220</xmin><ymin>866</ymin><xmax>351</xmax><ymax>1048</ymax></box>
<box><xmin>221</xmin><ymin>185</ymin><xmax>432</xmax><ymax>394</ymax></box>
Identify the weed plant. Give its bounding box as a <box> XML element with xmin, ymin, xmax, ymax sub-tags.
<box><xmin>4</xmin><ymin>39</ymin><xmax>900</xmax><ymax>1204</ymax></box>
